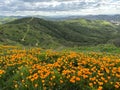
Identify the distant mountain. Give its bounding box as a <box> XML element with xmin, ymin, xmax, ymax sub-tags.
<box><xmin>48</xmin><ymin>15</ymin><xmax>120</xmax><ymax>22</ymax></box>
<box><xmin>1</xmin><ymin>14</ymin><xmax>120</xmax><ymax>23</ymax></box>
<box><xmin>75</xmin><ymin>15</ymin><xmax>120</xmax><ymax>22</ymax></box>
<box><xmin>0</xmin><ymin>17</ymin><xmax>120</xmax><ymax>48</ymax></box>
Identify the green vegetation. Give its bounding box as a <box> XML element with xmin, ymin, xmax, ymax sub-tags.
<box><xmin>0</xmin><ymin>17</ymin><xmax>17</xmax><ymax>24</ymax></box>
<box><xmin>0</xmin><ymin>17</ymin><xmax>120</xmax><ymax>90</ymax></box>
<box><xmin>67</xmin><ymin>44</ymin><xmax>120</xmax><ymax>54</ymax></box>
<box><xmin>0</xmin><ymin>45</ymin><xmax>120</xmax><ymax>90</ymax></box>
<box><xmin>0</xmin><ymin>17</ymin><xmax>120</xmax><ymax>48</ymax></box>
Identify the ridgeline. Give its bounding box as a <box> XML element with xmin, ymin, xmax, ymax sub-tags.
<box><xmin>0</xmin><ymin>17</ymin><xmax>120</xmax><ymax>48</ymax></box>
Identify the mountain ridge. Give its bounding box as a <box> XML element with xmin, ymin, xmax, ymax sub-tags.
<box><xmin>0</xmin><ymin>17</ymin><xmax>120</xmax><ymax>48</ymax></box>
<box><xmin>1</xmin><ymin>14</ymin><xmax>120</xmax><ymax>23</ymax></box>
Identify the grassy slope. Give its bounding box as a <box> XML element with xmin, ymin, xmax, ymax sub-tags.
<box><xmin>0</xmin><ymin>17</ymin><xmax>120</xmax><ymax>48</ymax></box>
<box><xmin>0</xmin><ymin>17</ymin><xmax>17</xmax><ymax>24</ymax></box>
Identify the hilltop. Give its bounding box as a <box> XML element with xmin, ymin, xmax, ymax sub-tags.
<box><xmin>0</xmin><ymin>17</ymin><xmax>120</xmax><ymax>48</ymax></box>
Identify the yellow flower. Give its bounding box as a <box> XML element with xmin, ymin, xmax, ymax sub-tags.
<box><xmin>116</xmin><ymin>73</ymin><xmax>120</xmax><ymax>78</ymax></box>
<box><xmin>107</xmin><ymin>76</ymin><xmax>111</xmax><ymax>80</ymax></box>
<box><xmin>25</xmin><ymin>84</ymin><xmax>27</xmax><ymax>87</ymax></box>
<box><xmin>14</xmin><ymin>84</ymin><xmax>18</xmax><ymax>88</ymax></box>
<box><xmin>34</xmin><ymin>84</ymin><xmax>38</xmax><ymax>88</ymax></box>
<box><xmin>42</xmin><ymin>80</ymin><xmax>45</xmax><ymax>83</ymax></box>
<box><xmin>89</xmin><ymin>83</ymin><xmax>93</xmax><ymax>87</ymax></box>
<box><xmin>52</xmin><ymin>76</ymin><xmax>56</xmax><ymax>79</ymax></box>
<box><xmin>22</xmin><ymin>79</ymin><xmax>25</xmax><ymax>83</ymax></box>
<box><xmin>0</xmin><ymin>70</ymin><xmax>5</xmax><ymax>75</ymax></box>
<box><xmin>97</xmin><ymin>86</ymin><xmax>103</xmax><ymax>90</ymax></box>
<box><xmin>70</xmin><ymin>77</ymin><xmax>75</xmax><ymax>83</ymax></box>
<box><xmin>76</xmin><ymin>77</ymin><xmax>80</xmax><ymax>81</ymax></box>
<box><xmin>83</xmin><ymin>75</ymin><xmax>88</xmax><ymax>79</ymax></box>
<box><xmin>110</xmin><ymin>82</ymin><xmax>113</xmax><ymax>84</ymax></box>
<box><xmin>105</xmin><ymin>68</ymin><xmax>110</xmax><ymax>74</ymax></box>
<box><xmin>21</xmin><ymin>73</ymin><xmax>23</xmax><ymax>76</ymax></box>
<box><xmin>98</xmin><ymin>82</ymin><xmax>103</xmax><ymax>85</ymax></box>
<box><xmin>78</xmin><ymin>71</ymin><xmax>82</xmax><ymax>76</ymax></box>
<box><xmin>60</xmin><ymin>80</ymin><xmax>63</xmax><ymax>84</ymax></box>
<box><xmin>115</xmin><ymin>84</ymin><xmax>119</xmax><ymax>89</ymax></box>
<box><xmin>93</xmin><ymin>81</ymin><xmax>97</xmax><ymax>85</ymax></box>
<box><xmin>31</xmin><ymin>78</ymin><xmax>34</xmax><ymax>82</ymax></box>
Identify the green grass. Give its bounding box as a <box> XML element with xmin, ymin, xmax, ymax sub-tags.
<box><xmin>64</xmin><ymin>44</ymin><xmax>120</xmax><ymax>54</ymax></box>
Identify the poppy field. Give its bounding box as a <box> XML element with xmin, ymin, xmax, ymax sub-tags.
<box><xmin>0</xmin><ymin>45</ymin><xmax>120</xmax><ymax>90</ymax></box>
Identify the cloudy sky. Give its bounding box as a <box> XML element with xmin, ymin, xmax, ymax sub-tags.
<box><xmin>0</xmin><ymin>0</ymin><xmax>120</xmax><ymax>16</ymax></box>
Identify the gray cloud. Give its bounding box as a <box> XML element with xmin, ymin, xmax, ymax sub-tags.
<box><xmin>0</xmin><ymin>0</ymin><xmax>120</xmax><ymax>16</ymax></box>
<box><xmin>21</xmin><ymin>0</ymin><xmax>50</xmax><ymax>2</ymax></box>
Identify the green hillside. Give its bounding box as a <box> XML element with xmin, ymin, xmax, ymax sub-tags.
<box><xmin>0</xmin><ymin>17</ymin><xmax>120</xmax><ymax>48</ymax></box>
<box><xmin>0</xmin><ymin>17</ymin><xmax>17</xmax><ymax>24</ymax></box>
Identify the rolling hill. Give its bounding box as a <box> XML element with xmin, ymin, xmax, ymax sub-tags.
<box><xmin>0</xmin><ymin>17</ymin><xmax>120</xmax><ymax>48</ymax></box>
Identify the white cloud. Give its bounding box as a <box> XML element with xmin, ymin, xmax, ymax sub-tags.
<box><xmin>0</xmin><ymin>0</ymin><xmax>120</xmax><ymax>16</ymax></box>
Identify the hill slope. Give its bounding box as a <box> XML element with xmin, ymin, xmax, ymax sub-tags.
<box><xmin>0</xmin><ymin>17</ymin><xmax>120</xmax><ymax>48</ymax></box>
<box><xmin>0</xmin><ymin>17</ymin><xmax>17</xmax><ymax>24</ymax></box>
